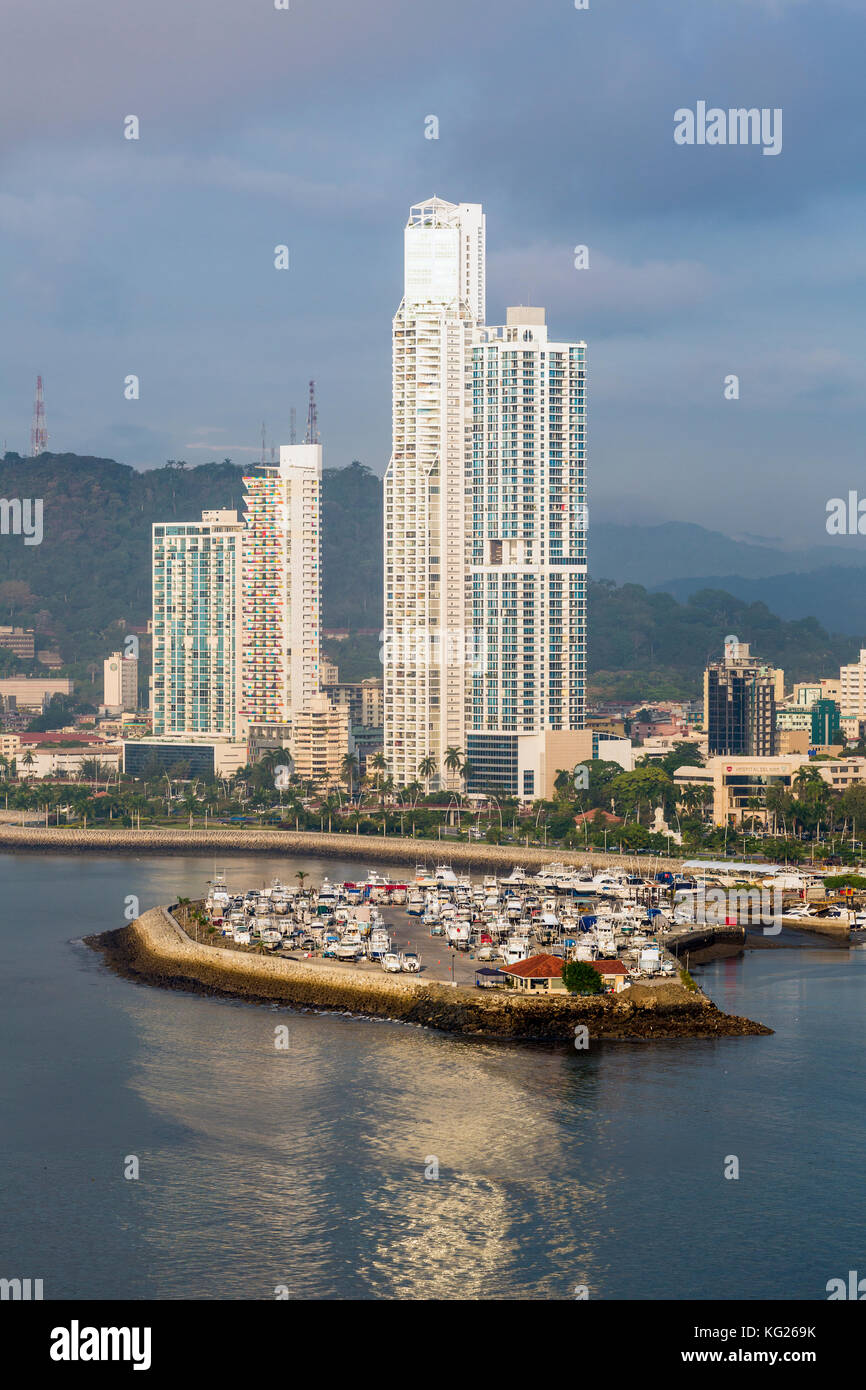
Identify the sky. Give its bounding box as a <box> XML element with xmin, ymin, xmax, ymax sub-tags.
<box><xmin>1</xmin><ymin>0</ymin><xmax>865</xmax><ymax>545</ymax></box>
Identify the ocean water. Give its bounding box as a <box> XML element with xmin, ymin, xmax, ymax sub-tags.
<box><xmin>0</xmin><ymin>851</ymin><xmax>862</xmax><ymax>1301</ymax></box>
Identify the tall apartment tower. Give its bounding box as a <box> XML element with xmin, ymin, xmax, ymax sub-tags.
<box><xmin>151</xmin><ymin>510</ymin><xmax>243</xmax><ymax>738</ymax></box>
<box><xmin>465</xmin><ymin>307</ymin><xmax>588</xmax><ymax>800</ymax></box>
<box><xmin>384</xmin><ymin>198</ymin><xmax>588</xmax><ymax>798</ymax></box>
<box><xmin>705</xmin><ymin>635</ymin><xmax>783</xmax><ymax>757</ymax></box>
<box><xmin>384</xmin><ymin>197</ymin><xmax>485</xmax><ymax>790</ymax></box>
<box><xmin>240</xmin><ymin>445</ymin><xmax>322</xmax><ymax>741</ymax></box>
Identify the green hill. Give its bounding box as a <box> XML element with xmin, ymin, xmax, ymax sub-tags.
<box><xmin>0</xmin><ymin>452</ymin><xmax>858</xmax><ymax>701</ymax></box>
<box><xmin>0</xmin><ymin>452</ymin><xmax>382</xmax><ymax>676</ymax></box>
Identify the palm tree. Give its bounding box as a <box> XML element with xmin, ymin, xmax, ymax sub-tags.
<box><xmin>418</xmin><ymin>754</ymin><xmax>437</xmax><ymax>796</ymax></box>
<box><xmin>320</xmin><ymin>792</ymin><xmax>341</xmax><ymax>833</ymax></box>
<box><xmin>295</xmin><ymin>870</ymin><xmax>308</xmax><ymax>890</ymax></box>
<box><xmin>443</xmin><ymin>746</ymin><xmax>463</xmax><ymax>787</ymax></box>
<box><xmin>404</xmin><ymin>779</ymin><xmax>423</xmax><ymax>809</ymax></box>
<box><xmin>340</xmin><ymin>750</ymin><xmax>359</xmax><ymax>800</ymax></box>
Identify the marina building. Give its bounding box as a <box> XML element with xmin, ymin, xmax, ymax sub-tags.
<box><xmin>240</xmin><ymin>445</ymin><xmax>322</xmax><ymax>742</ymax></box>
<box><xmin>151</xmin><ymin>510</ymin><xmax>243</xmax><ymax>740</ymax></box>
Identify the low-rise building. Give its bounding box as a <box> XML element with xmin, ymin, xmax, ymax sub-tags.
<box><xmin>640</xmin><ymin>733</ymin><xmax>708</xmax><ymax>763</ymax></box>
<box><xmin>674</xmin><ymin>754</ymin><xmax>866</xmax><ymax>826</ymax></box>
<box><xmin>499</xmin><ymin>954</ymin><xmax>568</xmax><ymax>993</ymax></box>
<box><xmin>0</xmin><ymin>626</ymin><xmax>35</xmax><ymax>659</ymax></box>
<box><xmin>589</xmin><ymin>959</ymin><xmax>629</xmax><ymax>994</ymax></box>
<box><xmin>122</xmin><ymin>737</ymin><xmax>248</xmax><ymax>780</ymax></box>
<box><xmin>18</xmin><ymin>745</ymin><xmax>122</xmax><ymax>780</ymax></box>
<box><xmin>0</xmin><ymin>677</ymin><xmax>73</xmax><ymax>710</ymax></box>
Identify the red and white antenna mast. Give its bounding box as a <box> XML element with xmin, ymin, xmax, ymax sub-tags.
<box><xmin>31</xmin><ymin>376</ymin><xmax>48</xmax><ymax>456</ymax></box>
<box><xmin>304</xmin><ymin>379</ymin><xmax>319</xmax><ymax>445</ymax></box>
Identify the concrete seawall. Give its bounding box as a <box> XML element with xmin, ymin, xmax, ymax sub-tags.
<box><xmin>0</xmin><ymin>823</ymin><xmax>687</xmax><ymax>872</ymax></box>
<box><xmin>85</xmin><ymin>906</ymin><xmax>772</xmax><ymax>1042</ymax></box>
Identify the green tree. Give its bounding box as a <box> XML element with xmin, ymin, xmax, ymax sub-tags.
<box><xmin>562</xmin><ymin>960</ymin><xmax>604</xmax><ymax>995</ymax></box>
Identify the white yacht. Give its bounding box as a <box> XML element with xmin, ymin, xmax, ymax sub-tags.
<box><xmin>502</xmin><ymin>866</ymin><xmax>527</xmax><ymax>885</ymax></box>
<box><xmin>435</xmin><ymin>864</ymin><xmax>459</xmax><ymax>885</ymax></box>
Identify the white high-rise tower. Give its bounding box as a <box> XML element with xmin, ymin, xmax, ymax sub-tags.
<box><xmin>384</xmin><ymin>197</ymin><xmax>485</xmax><ymax>790</ymax></box>
<box><xmin>384</xmin><ymin>199</ymin><xmax>588</xmax><ymax>801</ymax></box>
<box><xmin>465</xmin><ymin>308</ymin><xmax>587</xmax><ymax>800</ymax></box>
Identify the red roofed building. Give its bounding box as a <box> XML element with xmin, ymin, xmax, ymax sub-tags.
<box><xmin>589</xmin><ymin>959</ymin><xmax>629</xmax><ymax>994</ymax></box>
<box><xmin>498</xmin><ymin>953</ymin><xmax>567</xmax><ymax>993</ymax></box>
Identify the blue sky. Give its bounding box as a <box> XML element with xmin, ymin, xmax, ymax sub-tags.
<box><xmin>1</xmin><ymin>0</ymin><xmax>864</xmax><ymax>543</ymax></box>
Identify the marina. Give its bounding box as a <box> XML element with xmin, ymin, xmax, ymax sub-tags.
<box><xmin>197</xmin><ymin>860</ymin><xmax>689</xmax><ymax>990</ymax></box>
<box><xmin>188</xmin><ymin>854</ymin><xmax>864</xmax><ymax>998</ymax></box>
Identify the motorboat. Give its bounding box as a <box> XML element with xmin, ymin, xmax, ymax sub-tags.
<box><xmin>502</xmin><ymin>866</ymin><xmax>527</xmax><ymax>885</ymax></box>
<box><xmin>447</xmin><ymin>922</ymin><xmax>471</xmax><ymax>950</ymax></box>
<box><xmin>381</xmin><ymin>952</ymin><xmax>403</xmax><ymax>973</ymax></box>
<box><xmin>435</xmin><ymin>864</ymin><xmax>459</xmax><ymax>885</ymax></box>
<box><xmin>400</xmin><ymin>952</ymin><xmax>421</xmax><ymax>973</ymax></box>
<box><xmin>502</xmin><ymin>936</ymin><xmax>531</xmax><ymax>966</ymax></box>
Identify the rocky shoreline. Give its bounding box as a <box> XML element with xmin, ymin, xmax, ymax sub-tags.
<box><xmin>85</xmin><ymin>905</ymin><xmax>773</xmax><ymax>1043</ymax></box>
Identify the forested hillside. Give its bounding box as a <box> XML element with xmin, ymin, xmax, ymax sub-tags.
<box><xmin>0</xmin><ymin>452</ymin><xmax>858</xmax><ymax>699</ymax></box>
<box><xmin>0</xmin><ymin>453</ymin><xmax>381</xmax><ymax>673</ymax></box>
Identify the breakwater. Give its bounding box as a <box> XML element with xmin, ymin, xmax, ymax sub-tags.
<box><xmin>86</xmin><ymin>906</ymin><xmax>772</xmax><ymax>1042</ymax></box>
<box><xmin>667</xmin><ymin>926</ymin><xmax>747</xmax><ymax>957</ymax></box>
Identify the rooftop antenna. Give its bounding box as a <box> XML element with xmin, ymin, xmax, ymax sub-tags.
<box><xmin>290</xmin><ymin>407</ymin><xmax>297</xmax><ymax>446</ymax></box>
<box><xmin>260</xmin><ymin>421</ymin><xmax>267</xmax><ymax>466</ymax></box>
<box><xmin>304</xmin><ymin>379</ymin><xmax>319</xmax><ymax>445</ymax></box>
<box><xmin>30</xmin><ymin>376</ymin><xmax>48</xmax><ymax>456</ymax></box>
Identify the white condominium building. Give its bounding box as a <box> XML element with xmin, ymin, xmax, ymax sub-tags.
<box><xmin>466</xmin><ymin>307</ymin><xmax>587</xmax><ymax>800</ymax></box>
<box><xmin>384</xmin><ymin>198</ymin><xmax>588</xmax><ymax>799</ymax></box>
<box><xmin>384</xmin><ymin>196</ymin><xmax>485</xmax><ymax>790</ymax></box>
<box><xmin>151</xmin><ymin>510</ymin><xmax>243</xmax><ymax>739</ymax></box>
<box><xmin>240</xmin><ymin>445</ymin><xmax>322</xmax><ymax>739</ymax></box>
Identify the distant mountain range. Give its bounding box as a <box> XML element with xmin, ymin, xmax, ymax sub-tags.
<box><xmin>590</xmin><ymin>522</ymin><xmax>866</xmax><ymax>637</ymax></box>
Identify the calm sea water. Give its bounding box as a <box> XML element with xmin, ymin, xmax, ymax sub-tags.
<box><xmin>0</xmin><ymin>851</ymin><xmax>862</xmax><ymax>1301</ymax></box>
